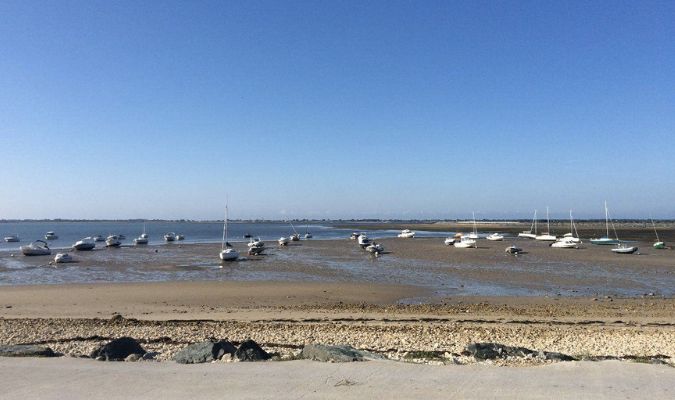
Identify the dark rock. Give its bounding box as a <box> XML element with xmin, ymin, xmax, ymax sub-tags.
<box><xmin>0</xmin><ymin>344</ymin><xmax>57</xmax><ymax>358</ymax></box>
<box><xmin>90</xmin><ymin>337</ymin><xmax>146</xmax><ymax>361</ymax></box>
<box><xmin>300</xmin><ymin>344</ymin><xmax>368</xmax><ymax>362</ymax></box>
<box><xmin>464</xmin><ymin>343</ymin><xmax>534</xmax><ymax>360</ymax></box>
<box><xmin>173</xmin><ymin>340</ymin><xmax>236</xmax><ymax>364</ymax></box>
<box><xmin>543</xmin><ymin>351</ymin><xmax>577</xmax><ymax>362</ymax></box>
<box><xmin>234</xmin><ymin>339</ymin><xmax>270</xmax><ymax>361</ymax></box>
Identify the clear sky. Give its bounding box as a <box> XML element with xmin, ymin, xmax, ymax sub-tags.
<box><xmin>1</xmin><ymin>0</ymin><xmax>673</xmax><ymax>220</ymax></box>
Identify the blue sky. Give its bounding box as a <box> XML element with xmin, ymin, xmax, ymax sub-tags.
<box><xmin>1</xmin><ymin>0</ymin><xmax>673</xmax><ymax>220</ymax></box>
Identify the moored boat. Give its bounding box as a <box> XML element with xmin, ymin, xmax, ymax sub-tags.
<box><xmin>397</xmin><ymin>229</ymin><xmax>415</xmax><ymax>238</ymax></box>
<box><xmin>4</xmin><ymin>234</ymin><xmax>20</xmax><ymax>242</ymax></box>
<box><xmin>505</xmin><ymin>245</ymin><xmax>522</xmax><ymax>255</ymax></box>
<box><xmin>106</xmin><ymin>235</ymin><xmax>121</xmax><ymax>247</ymax></box>
<box><xmin>219</xmin><ymin>203</ymin><xmax>239</xmax><ymax>262</ymax></box>
<box><xmin>54</xmin><ymin>253</ymin><xmax>75</xmax><ymax>263</ymax></box>
<box><xmin>519</xmin><ymin>210</ymin><xmax>538</xmax><ymax>239</ymax></box>
<box><xmin>20</xmin><ymin>240</ymin><xmax>51</xmax><ymax>256</ymax></box>
<box><xmin>164</xmin><ymin>232</ymin><xmax>176</xmax><ymax>242</ymax></box>
<box><xmin>278</xmin><ymin>237</ymin><xmax>289</xmax><ymax>246</ymax></box>
<box><xmin>486</xmin><ymin>233</ymin><xmax>504</xmax><ymax>241</ymax></box>
<box><xmin>72</xmin><ymin>237</ymin><xmax>96</xmax><ymax>251</ymax></box>
<box><xmin>44</xmin><ymin>231</ymin><xmax>58</xmax><ymax>240</ymax></box>
<box><xmin>611</xmin><ymin>243</ymin><xmax>638</xmax><ymax>254</ymax></box>
<box><xmin>591</xmin><ymin>202</ymin><xmax>620</xmax><ymax>245</ymax></box>
<box><xmin>454</xmin><ymin>237</ymin><xmax>477</xmax><ymax>248</ymax></box>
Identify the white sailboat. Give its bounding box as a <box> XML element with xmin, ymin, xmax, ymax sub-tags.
<box><xmin>467</xmin><ymin>212</ymin><xmax>479</xmax><ymax>240</ymax></box>
<box><xmin>590</xmin><ymin>202</ymin><xmax>620</xmax><ymax>245</ymax></box>
<box><xmin>289</xmin><ymin>222</ymin><xmax>300</xmax><ymax>241</ymax></box>
<box><xmin>134</xmin><ymin>223</ymin><xmax>149</xmax><ymax>245</ymax></box>
<box><xmin>535</xmin><ymin>207</ymin><xmax>557</xmax><ymax>241</ymax></box>
<box><xmin>519</xmin><ymin>210</ymin><xmax>538</xmax><ymax>239</ymax></box>
<box><xmin>454</xmin><ymin>236</ymin><xmax>477</xmax><ymax>248</ymax></box>
<box><xmin>219</xmin><ymin>204</ymin><xmax>239</xmax><ymax>262</ymax></box>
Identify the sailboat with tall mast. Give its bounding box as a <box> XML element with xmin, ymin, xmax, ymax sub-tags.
<box><xmin>467</xmin><ymin>212</ymin><xmax>479</xmax><ymax>240</ymax></box>
<box><xmin>134</xmin><ymin>222</ymin><xmax>149</xmax><ymax>245</ymax></box>
<box><xmin>535</xmin><ymin>206</ymin><xmax>557</xmax><ymax>241</ymax></box>
<box><xmin>651</xmin><ymin>217</ymin><xmax>666</xmax><ymax>249</ymax></box>
<box><xmin>559</xmin><ymin>210</ymin><xmax>581</xmax><ymax>243</ymax></box>
<box><xmin>590</xmin><ymin>201</ymin><xmax>620</xmax><ymax>245</ymax></box>
<box><xmin>219</xmin><ymin>203</ymin><xmax>239</xmax><ymax>262</ymax></box>
<box><xmin>518</xmin><ymin>210</ymin><xmax>538</xmax><ymax>239</ymax></box>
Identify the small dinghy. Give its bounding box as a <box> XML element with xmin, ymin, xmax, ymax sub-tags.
<box><xmin>54</xmin><ymin>253</ymin><xmax>75</xmax><ymax>263</ymax></box>
<box><xmin>444</xmin><ymin>237</ymin><xmax>455</xmax><ymax>246</ymax></box>
<box><xmin>72</xmin><ymin>237</ymin><xmax>96</xmax><ymax>251</ymax></box>
<box><xmin>611</xmin><ymin>243</ymin><xmax>638</xmax><ymax>254</ymax></box>
<box><xmin>357</xmin><ymin>234</ymin><xmax>371</xmax><ymax>249</ymax></box>
<box><xmin>21</xmin><ymin>240</ymin><xmax>51</xmax><ymax>256</ymax></box>
<box><xmin>366</xmin><ymin>242</ymin><xmax>384</xmax><ymax>254</ymax></box>
<box><xmin>505</xmin><ymin>245</ymin><xmax>522</xmax><ymax>255</ymax></box>
<box><xmin>289</xmin><ymin>233</ymin><xmax>300</xmax><ymax>242</ymax></box>
<box><xmin>550</xmin><ymin>239</ymin><xmax>578</xmax><ymax>249</ymax></box>
<box><xmin>176</xmin><ymin>234</ymin><xmax>185</xmax><ymax>241</ymax></box>
<box><xmin>164</xmin><ymin>232</ymin><xmax>176</xmax><ymax>242</ymax></box>
<box><xmin>278</xmin><ymin>237</ymin><xmax>289</xmax><ymax>246</ymax></box>
<box><xmin>350</xmin><ymin>232</ymin><xmax>361</xmax><ymax>240</ymax></box>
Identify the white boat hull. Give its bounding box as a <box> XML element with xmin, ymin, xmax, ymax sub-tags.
<box><xmin>551</xmin><ymin>241</ymin><xmax>578</xmax><ymax>248</ymax></box>
<box><xmin>219</xmin><ymin>249</ymin><xmax>239</xmax><ymax>261</ymax></box>
<box><xmin>518</xmin><ymin>233</ymin><xmax>537</xmax><ymax>239</ymax></box>
<box><xmin>486</xmin><ymin>234</ymin><xmax>504</xmax><ymax>241</ymax></box>
<box><xmin>54</xmin><ymin>253</ymin><xmax>75</xmax><ymax>263</ymax></box>
<box><xmin>535</xmin><ymin>234</ymin><xmax>557</xmax><ymax>241</ymax></box>
<box><xmin>278</xmin><ymin>237</ymin><xmax>289</xmax><ymax>246</ymax></box>
<box><xmin>444</xmin><ymin>238</ymin><xmax>455</xmax><ymax>245</ymax></box>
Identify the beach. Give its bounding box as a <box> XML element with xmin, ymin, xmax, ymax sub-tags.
<box><xmin>2</xmin><ymin>233</ymin><xmax>674</xmax><ymax>398</ymax></box>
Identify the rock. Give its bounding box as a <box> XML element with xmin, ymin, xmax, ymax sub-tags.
<box><xmin>110</xmin><ymin>314</ymin><xmax>124</xmax><ymax>323</ymax></box>
<box><xmin>464</xmin><ymin>343</ymin><xmax>535</xmax><ymax>360</ymax></box>
<box><xmin>234</xmin><ymin>339</ymin><xmax>270</xmax><ymax>361</ymax></box>
<box><xmin>90</xmin><ymin>337</ymin><xmax>146</xmax><ymax>361</ymax></box>
<box><xmin>125</xmin><ymin>353</ymin><xmax>142</xmax><ymax>362</ymax></box>
<box><xmin>142</xmin><ymin>352</ymin><xmax>160</xmax><ymax>361</ymax></box>
<box><xmin>543</xmin><ymin>351</ymin><xmax>577</xmax><ymax>362</ymax></box>
<box><xmin>300</xmin><ymin>344</ymin><xmax>368</xmax><ymax>362</ymax></box>
<box><xmin>173</xmin><ymin>340</ymin><xmax>236</xmax><ymax>364</ymax></box>
<box><xmin>0</xmin><ymin>344</ymin><xmax>57</xmax><ymax>358</ymax></box>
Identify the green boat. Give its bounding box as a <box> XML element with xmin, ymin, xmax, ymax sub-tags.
<box><xmin>651</xmin><ymin>218</ymin><xmax>666</xmax><ymax>249</ymax></box>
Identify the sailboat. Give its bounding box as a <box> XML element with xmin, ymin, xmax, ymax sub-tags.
<box><xmin>519</xmin><ymin>210</ymin><xmax>538</xmax><ymax>239</ymax></box>
<box><xmin>219</xmin><ymin>204</ymin><xmax>239</xmax><ymax>262</ymax></box>
<box><xmin>535</xmin><ymin>207</ymin><xmax>557</xmax><ymax>241</ymax></box>
<box><xmin>134</xmin><ymin>222</ymin><xmax>149</xmax><ymax>245</ymax></box>
<box><xmin>466</xmin><ymin>212</ymin><xmax>479</xmax><ymax>240</ymax></box>
<box><xmin>556</xmin><ymin>210</ymin><xmax>581</xmax><ymax>244</ymax></box>
<box><xmin>289</xmin><ymin>222</ymin><xmax>300</xmax><ymax>241</ymax></box>
<box><xmin>304</xmin><ymin>224</ymin><xmax>313</xmax><ymax>239</ymax></box>
<box><xmin>651</xmin><ymin>217</ymin><xmax>666</xmax><ymax>249</ymax></box>
<box><xmin>590</xmin><ymin>202</ymin><xmax>620</xmax><ymax>245</ymax></box>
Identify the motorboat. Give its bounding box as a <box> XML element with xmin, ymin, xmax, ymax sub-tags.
<box><xmin>444</xmin><ymin>237</ymin><xmax>455</xmax><ymax>246</ymax></box>
<box><xmin>535</xmin><ymin>207</ymin><xmax>557</xmax><ymax>241</ymax></box>
<box><xmin>219</xmin><ymin>203</ymin><xmax>239</xmax><ymax>262</ymax></box>
<box><xmin>278</xmin><ymin>237</ymin><xmax>289</xmax><ymax>246</ymax></box>
<box><xmin>611</xmin><ymin>243</ymin><xmax>638</xmax><ymax>254</ymax></box>
<box><xmin>591</xmin><ymin>202</ymin><xmax>620</xmax><ymax>245</ymax></box>
<box><xmin>486</xmin><ymin>233</ymin><xmax>504</xmax><ymax>241</ymax></box>
<box><xmin>164</xmin><ymin>232</ymin><xmax>176</xmax><ymax>242</ymax></box>
<box><xmin>454</xmin><ymin>237</ymin><xmax>477</xmax><ymax>248</ymax></box>
<box><xmin>44</xmin><ymin>231</ymin><xmax>58</xmax><ymax>240</ymax></box>
<box><xmin>357</xmin><ymin>234</ymin><xmax>371</xmax><ymax>249</ymax></box>
<box><xmin>4</xmin><ymin>234</ymin><xmax>20</xmax><ymax>242</ymax></box>
<box><xmin>20</xmin><ymin>240</ymin><xmax>51</xmax><ymax>256</ymax></box>
<box><xmin>397</xmin><ymin>229</ymin><xmax>415</xmax><ymax>238</ymax></box>
<box><xmin>92</xmin><ymin>235</ymin><xmax>105</xmax><ymax>242</ymax></box>
<box><xmin>366</xmin><ymin>243</ymin><xmax>384</xmax><ymax>254</ymax></box>
<box><xmin>519</xmin><ymin>210</ymin><xmax>538</xmax><ymax>239</ymax></box>
<box><xmin>105</xmin><ymin>235</ymin><xmax>121</xmax><ymax>247</ymax></box>
<box><xmin>247</xmin><ymin>237</ymin><xmax>265</xmax><ymax>255</ymax></box>
<box><xmin>54</xmin><ymin>253</ymin><xmax>75</xmax><ymax>263</ymax></box>
<box><xmin>72</xmin><ymin>237</ymin><xmax>96</xmax><ymax>251</ymax></box>
<box><xmin>350</xmin><ymin>232</ymin><xmax>361</xmax><ymax>240</ymax></box>
<box><xmin>505</xmin><ymin>245</ymin><xmax>522</xmax><ymax>255</ymax></box>
<box><xmin>176</xmin><ymin>234</ymin><xmax>185</xmax><ymax>241</ymax></box>
<box><xmin>550</xmin><ymin>239</ymin><xmax>578</xmax><ymax>249</ymax></box>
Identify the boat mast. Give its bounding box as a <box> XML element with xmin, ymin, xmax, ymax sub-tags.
<box><xmin>472</xmin><ymin>211</ymin><xmax>477</xmax><ymax>235</ymax></box>
<box><xmin>604</xmin><ymin>201</ymin><xmax>610</xmax><ymax>238</ymax></box>
<box><xmin>651</xmin><ymin>217</ymin><xmax>660</xmax><ymax>242</ymax></box>
<box><xmin>534</xmin><ymin>210</ymin><xmax>538</xmax><ymax>235</ymax></box>
<box><xmin>546</xmin><ymin>206</ymin><xmax>550</xmax><ymax>234</ymax></box>
<box><xmin>221</xmin><ymin>204</ymin><xmax>228</xmax><ymax>251</ymax></box>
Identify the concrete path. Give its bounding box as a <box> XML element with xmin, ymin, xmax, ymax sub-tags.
<box><xmin>1</xmin><ymin>358</ymin><xmax>673</xmax><ymax>399</ymax></box>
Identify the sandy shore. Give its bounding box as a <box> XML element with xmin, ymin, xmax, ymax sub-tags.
<box><xmin>2</xmin><ymin>357</ymin><xmax>674</xmax><ymax>399</ymax></box>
